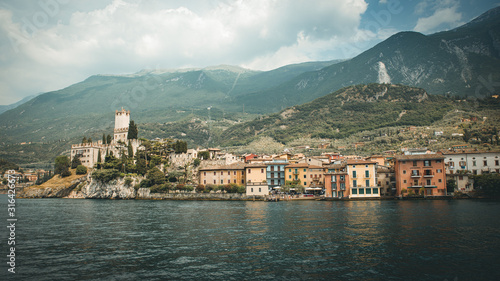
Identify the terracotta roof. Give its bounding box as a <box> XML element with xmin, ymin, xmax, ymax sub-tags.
<box><xmin>395</xmin><ymin>154</ymin><xmax>444</xmax><ymax>161</ymax></box>
<box><xmin>439</xmin><ymin>149</ymin><xmax>500</xmax><ymax>155</ymax></box>
<box><xmin>244</xmin><ymin>163</ymin><xmax>267</xmax><ymax>168</ymax></box>
<box><xmin>285</xmin><ymin>163</ymin><xmax>323</xmax><ymax>169</ymax></box>
<box><xmin>199</xmin><ymin>162</ymin><xmax>246</xmax><ymax>171</ymax></box>
<box><xmin>346</xmin><ymin>160</ymin><xmax>377</xmax><ymax>165</ymax></box>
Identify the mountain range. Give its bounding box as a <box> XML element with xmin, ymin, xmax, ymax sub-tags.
<box><xmin>1</xmin><ymin>6</ymin><xmax>500</xmax><ymax>164</ymax></box>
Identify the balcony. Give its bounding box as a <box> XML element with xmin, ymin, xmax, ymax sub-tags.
<box><xmin>410</xmin><ymin>185</ymin><xmax>422</xmax><ymax>188</ymax></box>
<box><xmin>424</xmin><ymin>185</ymin><xmax>437</xmax><ymax>188</ymax></box>
<box><xmin>410</xmin><ymin>173</ymin><xmax>421</xmax><ymax>178</ymax></box>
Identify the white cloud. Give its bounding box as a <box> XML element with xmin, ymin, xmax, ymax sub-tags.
<box><xmin>0</xmin><ymin>0</ymin><xmax>369</xmax><ymax>104</ymax></box>
<box><xmin>414</xmin><ymin>6</ymin><xmax>463</xmax><ymax>33</ymax></box>
<box><xmin>413</xmin><ymin>0</ymin><xmax>464</xmax><ymax>33</ymax></box>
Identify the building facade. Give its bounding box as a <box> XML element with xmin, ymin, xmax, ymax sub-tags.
<box><xmin>266</xmin><ymin>159</ymin><xmax>288</xmax><ymax>188</ymax></box>
<box><xmin>198</xmin><ymin>163</ymin><xmax>246</xmax><ymax>186</ymax></box>
<box><xmin>346</xmin><ymin>160</ymin><xmax>379</xmax><ymax>198</ymax></box>
<box><xmin>395</xmin><ymin>154</ymin><xmax>446</xmax><ymax>196</ymax></box>
<box><xmin>324</xmin><ymin>164</ymin><xmax>349</xmax><ymax>198</ymax></box>
<box><xmin>439</xmin><ymin>150</ymin><xmax>500</xmax><ymax>175</ymax></box>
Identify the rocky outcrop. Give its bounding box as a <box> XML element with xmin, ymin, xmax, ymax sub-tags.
<box><xmin>19</xmin><ymin>175</ymin><xmax>88</xmax><ymax>198</ymax></box>
<box><xmin>78</xmin><ymin>177</ymin><xmax>138</xmax><ymax>199</ymax></box>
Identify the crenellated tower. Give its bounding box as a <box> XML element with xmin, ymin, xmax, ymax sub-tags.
<box><xmin>114</xmin><ymin>107</ymin><xmax>130</xmax><ymax>143</ymax></box>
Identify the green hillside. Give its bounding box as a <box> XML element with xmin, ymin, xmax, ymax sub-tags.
<box><xmin>218</xmin><ymin>84</ymin><xmax>456</xmax><ymax>146</ymax></box>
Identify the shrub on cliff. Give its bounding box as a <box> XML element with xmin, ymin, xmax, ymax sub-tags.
<box><xmin>92</xmin><ymin>169</ymin><xmax>120</xmax><ymax>183</ymax></box>
<box><xmin>76</xmin><ymin>165</ymin><xmax>87</xmax><ymax>175</ymax></box>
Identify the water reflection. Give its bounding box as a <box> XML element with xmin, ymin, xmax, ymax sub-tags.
<box><xmin>3</xmin><ymin>197</ymin><xmax>500</xmax><ymax>280</ymax></box>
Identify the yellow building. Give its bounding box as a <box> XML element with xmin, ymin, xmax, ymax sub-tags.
<box><xmin>346</xmin><ymin>160</ymin><xmax>379</xmax><ymax>198</ymax></box>
<box><xmin>199</xmin><ymin>163</ymin><xmax>246</xmax><ymax>186</ymax></box>
<box><xmin>284</xmin><ymin>163</ymin><xmax>324</xmax><ymax>188</ymax></box>
<box><xmin>245</xmin><ymin>163</ymin><xmax>269</xmax><ymax>196</ymax></box>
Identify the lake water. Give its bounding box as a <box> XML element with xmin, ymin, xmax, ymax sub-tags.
<box><xmin>1</xmin><ymin>196</ymin><xmax>500</xmax><ymax>280</ymax></box>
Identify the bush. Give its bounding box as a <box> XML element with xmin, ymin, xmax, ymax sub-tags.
<box><xmin>124</xmin><ymin>177</ymin><xmax>133</xmax><ymax>186</ymax></box>
<box><xmin>92</xmin><ymin>169</ymin><xmax>120</xmax><ymax>183</ymax></box>
<box><xmin>140</xmin><ymin>179</ymin><xmax>151</xmax><ymax>188</ymax></box>
<box><xmin>196</xmin><ymin>184</ymin><xmax>205</xmax><ymax>193</ymax></box>
<box><xmin>176</xmin><ymin>184</ymin><xmax>185</xmax><ymax>191</ymax></box>
<box><xmin>61</xmin><ymin>170</ymin><xmax>72</xmax><ymax>178</ymax></box>
<box><xmin>76</xmin><ymin>165</ymin><xmax>87</xmax><ymax>175</ymax></box>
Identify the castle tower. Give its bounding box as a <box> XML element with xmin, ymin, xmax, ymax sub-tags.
<box><xmin>114</xmin><ymin>107</ymin><xmax>130</xmax><ymax>143</ymax></box>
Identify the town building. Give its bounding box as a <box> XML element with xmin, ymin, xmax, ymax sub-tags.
<box><xmin>395</xmin><ymin>154</ymin><xmax>447</xmax><ymax>196</ymax></box>
<box><xmin>324</xmin><ymin>163</ymin><xmax>349</xmax><ymax>198</ymax></box>
<box><xmin>284</xmin><ymin>163</ymin><xmax>324</xmax><ymax>190</ymax></box>
<box><xmin>266</xmin><ymin>159</ymin><xmax>288</xmax><ymax>189</ymax></box>
<box><xmin>376</xmin><ymin>166</ymin><xmax>395</xmax><ymax>196</ymax></box>
<box><xmin>346</xmin><ymin>160</ymin><xmax>379</xmax><ymax>198</ymax></box>
<box><xmin>439</xmin><ymin>150</ymin><xmax>500</xmax><ymax>175</ymax></box>
<box><xmin>198</xmin><ymin>162</ymin><xmax>246</xmax><ymax>186</ymax></box>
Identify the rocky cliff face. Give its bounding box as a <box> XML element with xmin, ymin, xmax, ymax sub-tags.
<box><xmin>77</xmin><ymin>177</ymin><xmax>138</xmax><ymax>199</ymax></box>
<box><xmin>19</xmin><ymin>175</ymin><xmax>88</xmax><ymax>198</ymax></box>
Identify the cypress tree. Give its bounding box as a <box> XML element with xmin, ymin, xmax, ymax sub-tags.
<box><xmin>102</xmin><ymin>134</ymin><xmax>106</xmax><ymax>144</ymax></box>
<box><xmin>82</xmin><ymin>136</ymin><xmax>87</xmax><ymax>144</ymax></box>
<box><xmin>128</xmin><ymin>140</ymin><xmax>134</xmax><ymax>159</ymax></box>
<box><xmin>128</xmin><ymin>120</ymin><xmax>138</xmax><ymax>139</ymax></box>
<box><xmin>107</xmin><ymin>135</ymin><xmax>112</xmax><ymax>144</ymax></box>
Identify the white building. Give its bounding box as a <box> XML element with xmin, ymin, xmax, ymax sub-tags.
<box><xmin>440</xmin><ymin>150</ymin><xmax>500</xmax><ymax>175</ymax></box>
<box><xmin>71</xmin><ymin>109</ymin><xmax>141</xmax><ymax>168</ymax></box>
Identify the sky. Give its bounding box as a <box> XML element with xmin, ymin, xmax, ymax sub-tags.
<box><xmin>0</xmin><ymin>0</ymin><xmax>499</xmax><ymax>105</ymax></box>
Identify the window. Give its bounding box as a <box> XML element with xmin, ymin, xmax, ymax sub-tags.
<box><xmin>289</xmin><ymin>169</ymin><xmax>291</xmax><ymax>172</ymax></box>
<box><xmin>473</xmin><ymin>161</ymin><xmax>476</xmax><ymax>166</ymax></box>
<box><xmin>248</xmin><ymin>169</ymin><xmax>251</xmax><ymax>173</ymax></box>
<box><xmin>352</xmin><ymin>165</ymin><xmax>356</xmax><ymax>168</ymax></box>
<box><xmin>204</xmin><ymin>180</ymin><xmax>206</xmax><ymax>184</ymax></box>
<box><xmin>289</xmin><ymin>175</ymin><xmax>291</xmax><ymax>179</ymax></box>
<box><xmin>473</xmin><ymin>170</ymin><xmax>477</xmax><ymax>175</ymax></box>
<box><xmin>403</xmin><ymin>180</ymin><xmax>407</xmax><ymax>183</ymax></box>
<box><xmin>413</xmin><ymin>161</ymin><xmax>418</xmax><ymax>166</ymax></box>
<box><xmin>221</xmin><ymin>180</ymin><xmax>223</xmax><ymax>184</ymax></box>
<box><xmin>251</xmin><ymin>188</ymin><xmax>253</xmax><ymax>192</ymax></box>
<box><xmin>353</xmin><ymin>171</ymin><xmax>357</xmax><ymax>178</ymax></box>
<box><xmin>352</xmin><ymin>188</ymin><xmax>358</xmax><ymax>195</ymax></box>
<box><xmin>365</xmin><ymin>170</ymin><xmax>369</xmax><ymax>177</ymax></box>
<box><xmin>228</xmin><ymin>179</ymin><xmax>230</xmax><ymax>184</ymax></box>
<box><xmin>271</xmin><ymin>180</ymin><xmax>275</xmax><ymax>185</ymax></box>
<box><xmin>228</xmin><ymin>171</ymin><xmax>231</xmax><ymax>175</ymax></box>
<box><xmin>304</xmin><ymin>182</ymin><xmax>306</xmax><ymax>186</ymax></box>
<box><xmin>495</xmin><ymin>160</ymin><xmax>499</xmax><ymax>166</ymax></box>
<box><xmin>366</xmin><ymin>180</ymin><xmax>370</xmax><ymax>187</ymax></box>
<box><xmin>214</xmin><ymin>172</ymin><xmax>216</xmax><ymax>176</ymax></box>
<box><xmin>241</xmin><ymin>180</ymin><xmax>244</xmax><ymax>184</ymax></box>
<box><xmin>213</xmin><ymin>180</ymin><xmax>216</xmax><ymax>184</ymax></box>
<box><xmin>259</xmin><ymin>188</ymin><xmax>261</xmax><ymax>192</ymax></box>
<box><xmin>373</xmin><ymin>188</ymin><xmax>379</xmax><ymax>194</ymax></box>
<box><xmin>359</xmin><ymin>188</ymin><xmax>365</xmax><ymax>194</ymax></box>
<box><xmin>424</xmin><ymin>160</ymin><xmax>430</xmax><ymax>167</ymax></box>
<box><xmin>271</xmin><ymin>166</ymin><xmax>274</xmax><ymax>171</ymax></box>
<box><xmin>304</xmin><ymin>175</ymin><xmax>306</xmax><ymax>179</ymax></box>
<box><xmin>438</xmin><ymin>179</ymin><xmax>442</xmax><ymax>183</ymax></box>
<box><xmin>204</xmin><ymin>172</ymin><xmax>206</xmax><ymax>176</ymax></box>
<box><xmin>234</xmin><ymin>179</ymin><xmax>236</xmax><ymax>184</ymax></box>
<box><xmin>403</xmin><ymin>170</ymin><xmax>407</xmax><ymax>174</ymax></box>
<box><xmin>221</xmin><ymin>171</ymin><xmax>223</xmax><ymax>175</ymax></box>
<box><xmin>484</xmin><ymin>161</ymin><xmax>488</xmax><ymax>166</ymax></box>
<box><xmin>353</xmin><ymin>180</ymin><xmax>357</xmax><ymax>187</ymax></box>
<box><xmin>303</xmin><ymin>169</ymin><xmax>306</xmax><ymax>172</ymax></box>
<box><xmin>436</xmin><ymin>160</ymin><xmax>441</xmax><ymax>163</ymax></box>
<box><xmin>310</xmin><ymin>174</ymin><xmax>313</xmax><ymax>178</ymax></box>
<box><xmin>366</xmin><ymin>188</ymin><xmax>371</xmax><ymax>194</ymax></box>
<box><xmin>413</xmin><ymin>179</ymin><xmax>418</xmax><ymax>186</ymax></box>
<box><xmin>332</xmin><ymin>183</ymin><xmax>337</xmax><ymax>188</ymax></box>
<box><xmin>340</xmin><ymin>175</ymin><xmax>345</xmax><ymax>181</ymax></box>
<box><xmin>426</xmin><ymin>179</ymin><xmax>431</xmax><ymax>185</ymax></box>
<box><xmin>261</xmin><ymin>169</ymin><xmax>264</xmax><ymax>173</ymax></box>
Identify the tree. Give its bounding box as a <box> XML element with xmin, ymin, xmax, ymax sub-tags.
<box><xmin>147</xmin><ymin>167</ymin><xmax>166</xmax><ymax>186</ymax></box>
<box><xmin>198</xmin><ymin>151</ymin><xmax>210</xmax><ymax>160</ymax></box>
<box><xmin>96</xmin><ymin>150</ymin><xmax>102</xmax><ymax>169</ymax></box>
<box><xmin>102</xmin><ymin>133</ymin><xmax>107</xmax><ymax>145</ymax></box>
<box><xmin>71</xmin><ymin>155</ymin><xmax>82</xmax><ymax>169</ymax></box>
<box><xmin>193</xmin><ymin>158</ymin><xmax>201</xmax><ymax>167</ymax></box>
<box><xmin>463</xmin><ymin>129</ymin><xmax>471</xmax><ymax>143</ymax></box>
<box><xmin>128</xmin><ymin>140</ymin><xmax>134</xmax><ymax>159</ymax></box>
<box><xmin>88</xmin><ymin>137</ymin><xmax>92</xmax><ymax>143</ymax></box>
<box><xmin>82</xmin><ymin>136</ymin><xmax>87</xmax><ymax>144</ymax></box>
<box><xmin>76</xmin><ymin>165</ymin><xmax>87</xmax><ymax>175</ymax></box>
<box><xmin>136</xmin><ymin>158</ymin><xmax>147</xmax><ymax>176</ymax></box>
<box><xmin>54</xmin><ymin>155</ymin><xmax>71</xmax><ymax>177</ymax></box>
<box><xmin>107</xmin><ymin>134</ymin><xmax>112</xmax><ymax>144</ymax></box>
<box><xmin>128</xmin><ymin>120</ymin><xmax>138</xmax><ymax>139</ymax></box>
<box><xmin>472</xmin><ymin>174</ymin><xmax>500</xmax><ymax>197</ymax></box>
<box><xmin>447</xmin><ymin>179</ymin><xmax>457</xmax><ymax>193</ymax></box>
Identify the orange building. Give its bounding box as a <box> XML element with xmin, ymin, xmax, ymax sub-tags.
<box><xmin>324</xmin><ymin>164</ymin><xmax>350</xmax><ymax>198</ymax></box>
<box><xmin>395</xmin><ymin>155</ymin><xmax>446</xmax><ymax>196</ymax></box>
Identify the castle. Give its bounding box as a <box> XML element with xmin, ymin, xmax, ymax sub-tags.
<box><xmin>70</xmin><ymin>108</ymin><xmax>141</xmax><ymax>168</ymax></box>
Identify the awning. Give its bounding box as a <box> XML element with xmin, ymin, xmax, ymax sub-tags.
<box><xmin>305</xmin><ymin>187</ymin><xmax>323</xmax><ymax>190</ymax></box>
